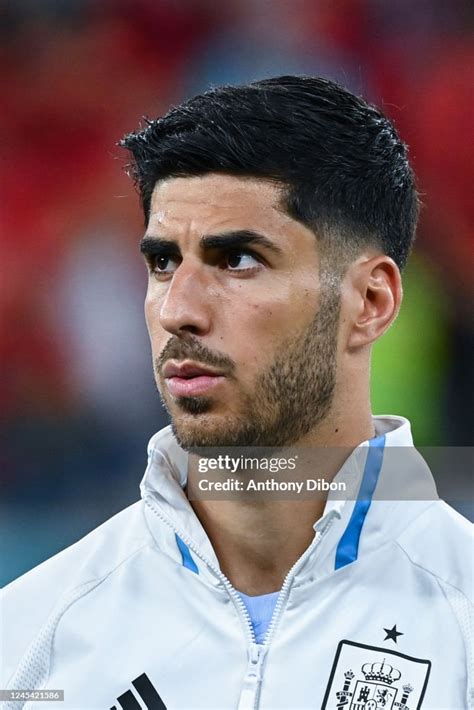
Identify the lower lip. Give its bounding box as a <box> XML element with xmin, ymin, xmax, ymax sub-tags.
<box><xmin>165</xmin><ymin>375</ymin><xmax>226</xmax><ymax>397</ymax></box>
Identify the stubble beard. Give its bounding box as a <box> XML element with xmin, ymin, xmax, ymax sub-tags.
<box><xmin>155</xmin><ymin>285</ymin><xmax>340</xmax><ymax>450</ymax></box>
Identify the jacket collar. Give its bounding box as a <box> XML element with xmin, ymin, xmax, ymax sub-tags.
<box><xmin>140</xmin><ymin>416</ymin><xmax>438</xmax><ymax>577</ymax></box>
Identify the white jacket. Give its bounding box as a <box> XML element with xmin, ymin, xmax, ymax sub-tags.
<box><xmin>1</xmin><ymin>416</ymin><xmax>472</xmax><ymax>710</ymax></box>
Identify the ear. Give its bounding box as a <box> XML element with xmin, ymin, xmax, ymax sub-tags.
<box><xmin>344</xmin><ymin>255</ymin><xmax>403</xmax><ymax>350</ymax></box>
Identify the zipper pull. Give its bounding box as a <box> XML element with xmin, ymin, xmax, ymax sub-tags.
<box><xmin>247</xmin><ymin>643</ymin><xmax>266</xmax><ymax>681</ymax></box>
<box><xmin>237</xmin><ymin>644</ymin><xmax>268</xmax><ymax>710</ymax></box>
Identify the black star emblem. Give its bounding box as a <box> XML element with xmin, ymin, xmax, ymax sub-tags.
<box><xmin>384</xmin><ymin>624</ymin><xmax>404</xmax><ymax>643</ymax></box>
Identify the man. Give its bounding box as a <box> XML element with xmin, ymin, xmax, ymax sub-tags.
<box><xmin>1</xmin><ymin>77</ymin><xmax>472</xmax><ymax>710</ymax></box>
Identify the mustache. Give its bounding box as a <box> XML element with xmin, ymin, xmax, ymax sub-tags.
<box><xmin>156</xmin><ymin>336</ymin><xmax>236</xmax><ymax>375</ymax></box>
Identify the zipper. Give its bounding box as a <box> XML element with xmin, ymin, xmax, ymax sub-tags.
<box><xmin>144</xmin><ymin>495</ymin><xmax>336</xmax><ymax>708</ymax></box>
<box><xmin>239</xmin><ymin>642</ymin><xmax>268</xmax><ymax>710</ymax></box>
<box><xmin>144</xmin><ymin>495</ymin><xmax>257</xmax><ymax>643</ymax></box>
<box><xmin>262</xmin><ymin>514</ymin><xmax>336</xmax><ymax>647</ymax></box>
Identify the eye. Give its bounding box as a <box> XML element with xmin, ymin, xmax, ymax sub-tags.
<box><xmin>149</xmin><ymin>254</ymin><xmax>180</xmax><ymax>277</ymax></box>
<box><xmin>224</xmin><ymin>251</ymin><xmax>261</xmax><ymax>271</ymax></box>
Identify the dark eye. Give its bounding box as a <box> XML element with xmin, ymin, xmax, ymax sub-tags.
<box><xmin>150</xmin><ymin>254</ymin><xmax>180</xmax><ymax>276</ymax></box>
<box><xmin>225</xmin><ymin>251</ymin><xmax>260</xmax><ymax>271</ymax></box>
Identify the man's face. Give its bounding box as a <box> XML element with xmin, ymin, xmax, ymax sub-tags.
<box><xmin>143</xmin><ymin>174</ymin><xmax>341</xmax><ymax>449</ymax></box>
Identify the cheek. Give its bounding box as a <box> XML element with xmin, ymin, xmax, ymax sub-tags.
<box><xmin>243</xmin><ymin>282</ymin><xmax>318</xmax><ymax>341</ymax></box>
<box><xmin>227</xmin><ymin>300</ymin><xmax>294</xmax><ymax>372</ymax></box>
<box><xmin>144</xmin><ymin>291</ymin><xmax>154</xmax><ymax>334</ymax></box>
<box><xmin>144</xmin><ymin>290</ymin><xmax>164</xmax><ymax>347</ymax></box>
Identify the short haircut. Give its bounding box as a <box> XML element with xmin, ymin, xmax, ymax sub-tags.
<box><xmin>121</xmin><ymin>75</ymin><xmax>419</xmax><ymax>270</ymax></box>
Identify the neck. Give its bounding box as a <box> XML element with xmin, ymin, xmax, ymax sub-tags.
<box><xmin>187</xmin><ymin>391</ymin><xmax>374</xmax><ymax>595</ymax></box>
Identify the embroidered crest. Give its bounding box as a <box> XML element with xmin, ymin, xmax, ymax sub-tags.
<box><xmin>322</xmin><ymin>640</ymin><xmax>431</xmax><ymax>709</ymax></box>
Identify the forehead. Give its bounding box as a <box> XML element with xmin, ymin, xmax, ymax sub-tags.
<box><xmin>148</xmin><ymin>173</ymin><xmax>299</xmax><ymax>236</ymax></box>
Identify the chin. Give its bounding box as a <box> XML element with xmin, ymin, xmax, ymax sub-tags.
<box><xmin>169</xmin><ymin>408</ymin><xmax>240</xmax><ymax>452</ymax></box>
<box><xmin>171</xmin><ymin>420</ymin><xmax>224</xmax><ymax>452</ymax></box>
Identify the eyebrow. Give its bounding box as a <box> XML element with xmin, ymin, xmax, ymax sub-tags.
<box><xmin>140</xmin><ymin>229</ymin><xmax>283</xmax><ymax>256</ymax></box>
<box><xmin>140</xmin><ymin>236</ymin><xmax>178</xmax><ymax>254</ymax></box>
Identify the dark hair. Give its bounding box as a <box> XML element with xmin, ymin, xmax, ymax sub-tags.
<box><xmin>120</xmin><ymin>76</ymin><xmax>419</xmax><ymax>270</ymax></box>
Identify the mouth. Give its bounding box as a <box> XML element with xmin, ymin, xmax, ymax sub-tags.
<box><xmin>162</xmin><ymin>359</ymin><xmax>227</xmax><ymax>398</ymax></box>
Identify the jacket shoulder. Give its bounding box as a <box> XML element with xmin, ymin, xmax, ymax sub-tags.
<box><xmin>396</xmin><ymin>501</ymin><xmax>473</xmax><ymax>601</ymax></box>
<box><xmin>0</xmin><ymin>500</ymin><xmax>153</xmax><ymax>685</ymax></box>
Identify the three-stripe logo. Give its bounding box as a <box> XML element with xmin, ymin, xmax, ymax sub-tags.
<box><xmin>110</xmin><ymin>672</ymin><xmax>167</xmax><ymax>709</ymax></box>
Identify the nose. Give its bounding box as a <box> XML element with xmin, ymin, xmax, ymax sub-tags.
<box><xmin>158</xmin><ymin>258</ymin><xmax>212</xmax><ymax>337</ymax></box>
